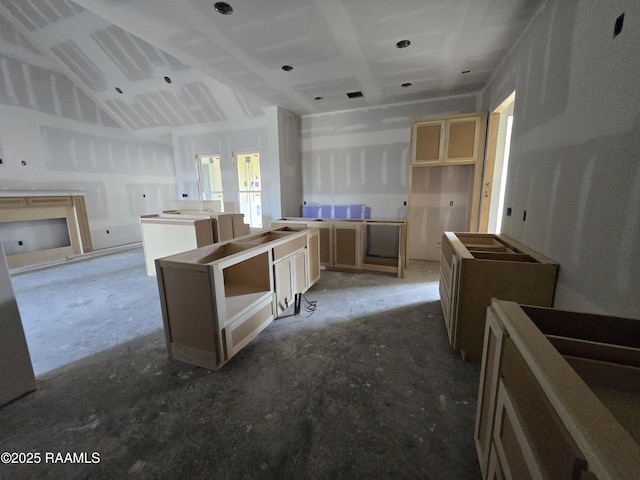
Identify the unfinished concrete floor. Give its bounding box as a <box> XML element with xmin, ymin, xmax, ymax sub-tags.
<box><xmin>1</xmin><ymin>247</ymin><xmax>482</xmax><ymax>479</ymax></box>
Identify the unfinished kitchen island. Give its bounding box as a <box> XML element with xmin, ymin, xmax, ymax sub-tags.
<box><xmin>155</xmin><ymin>227</ymin><xmax>320</xmax><ymax>370</ymax></box>
<box><xmin>439</xmin><ymin>232</ymin><xmax>558</xmax><ymax>362</ymax></box>
<box><xmin>475</xmin><ymin>299</ymin><xmax>640</xmax><ymax>480</ymax></box>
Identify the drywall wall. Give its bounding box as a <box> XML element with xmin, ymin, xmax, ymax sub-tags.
<box><xmin>0</xmin><ymin>51</ymin><xmax>177</xmax><ymax>251</ymax></box>
<box><xmin>0</xmin><ymin>243</ymin><xmax>36</xmax><ymax>406</ymax></box>
<box><xmin>266</xmin><ymin>106</ymin><xmax>302</xmax><ymax>219</ymax></box>
<box><xmin>301</xmin><ymin>94</ymin><xmax>479</xmax><ymax>219</ymax></box>
<box><xmin>481</xmin><ymin>0</ymin><xmax>640</xmax><ymax>317</ymax></box>
<box><xmin>0</xmin><ymin>111</ymin><xmax>176</xmax><ymax>250</ymax></box>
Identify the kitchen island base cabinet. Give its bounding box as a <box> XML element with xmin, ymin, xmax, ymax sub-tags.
<box><xmin>475</xmin><ymin>300</ymin><xmax>640</xmax><ymax>480</ymax></box>
<box><xmin>440</xmin><ymin>232</ymin><xmax>558</xmax><ymax>362</ymax></box>
<box><xmin>156</xmin><ymin>227</ymin><xmax>319</xmax><ymax>371</ymax></box>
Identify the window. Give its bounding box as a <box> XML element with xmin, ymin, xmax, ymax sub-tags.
<box><xmin>235</xmin><ymin>152</ymin><xmax>262</xmax><ymax>229</ymax></box>
<box><xmin>197</xmin><ymin>154</ymin><xmax>224</xmax><ymax>209</ymax></box>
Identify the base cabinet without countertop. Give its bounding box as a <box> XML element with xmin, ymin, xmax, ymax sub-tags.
<box><xmin>156</xmin><ymin>227</ymin><xmax>319</xmax><ymax>370</ymax></box>
<box><xmin>141</xmin><ymin>212</ymin><xmax>250</xmax><ymax>276</ymax></box>
<box><xmin>439</xmin><ymin>232</ymin><xmax>558</xmax><ymax>362</ymax></box>
<box><xmin>271</xmin><ymin>218</ymin><xmax>406</xmax><ymax>278</ymax></box>
<box><xmin>475</xmin><ymin>299</ymin><xmax>640</xmax><ymax>480</ymax></box>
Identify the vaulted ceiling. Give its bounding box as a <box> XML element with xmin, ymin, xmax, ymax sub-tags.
<box><xmin>0</xmin><ymin>0</ymin><xmax>544</xmax><ymax>139</ymax></box>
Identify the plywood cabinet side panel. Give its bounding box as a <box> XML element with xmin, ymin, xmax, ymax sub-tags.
<box><xmin>0</xmin><ymin>244</ymin><xmax>36</xmax><ymax>407</ymax></box>
<box><xmin>194</xmin><ymin>219</ymin><xmax>215</xmax><ymax>247</ymax></box>
<box><xmin>456</xmin><ymin>261</ymin><xmax>557</xmax><ymax>361</ymax></box>
<box><xmin>159</xmin><ymin>267</ymin><xmax>217</xmax><ymax>353</ymax></box>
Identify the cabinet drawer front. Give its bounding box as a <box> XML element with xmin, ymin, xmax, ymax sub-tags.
<box><xmin>223</xmin><ymin>298</ymin><xmax>273</xmax><ymax>359</ymax></box>
<box><xmin>273</xmin><ymin>235</ymin><xmax>306</xmax><ymax>261</ymax></box>
<box><xmin>499</xmin><ymin>339</ymin><xmax>587</xmax><ymax>480</ymax></box>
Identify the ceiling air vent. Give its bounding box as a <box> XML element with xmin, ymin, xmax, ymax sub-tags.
<box><xmin>346</xmin><ymin>91</ymin><xmax>363</xmax><ymax>99</ymax></box>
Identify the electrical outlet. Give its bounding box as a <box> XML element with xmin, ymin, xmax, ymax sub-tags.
<box><xmin>506</xmin><ymin>207</ymin><xmax>512</xmax><ymax>217</ymax></box>
<box><xmin>182</xmin><ymin>193</ymin><xmax>188</xmax><ymax>198</ymax></box>
<box><xmin>18</xmin><ymin>240</ymin><xmax>23</xmax><ymax>246</ymax></box>
<box><xmin>449</xmin><ymin>201</ymin><xmax>454</xmax><ymax>206</ymax></box>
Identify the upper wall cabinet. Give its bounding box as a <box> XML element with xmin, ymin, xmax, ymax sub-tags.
<box><xmin>411</xmin><ymin>113</ymin><xmax>485</xmax><ymax>165</ymax></box>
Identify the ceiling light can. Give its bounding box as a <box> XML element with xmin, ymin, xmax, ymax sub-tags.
<box><xmin>396</xmin><ymin>39</ymin><xmax>411</xmax><ymax>49</ymax></box>
<box><xmin>214</xmin><ymin>2</ymin><xmax>233</xmax><ymax>15</ymax></box>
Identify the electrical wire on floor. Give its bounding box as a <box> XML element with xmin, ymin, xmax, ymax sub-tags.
<box><xmin>302</xmin><ymin>294</ymin><xmax>318</xmax><ymax>318</ymax></box>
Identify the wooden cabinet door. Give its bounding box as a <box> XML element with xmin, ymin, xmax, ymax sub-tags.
<box><xmin>309</xmin><ymin>223</ymin><xmax>332</xmax><ymax>267</ymax></box>
<box><xmin>445</xmin><ymin>116</ymin><xmax>482</xmax><ymax>164</ymax></box>
<box><xmin>412</xmin><ymin>120</ymin><xmax>444</xmax><ymax>164</ymax></box>
<box><xmin>291</xmin><ymin>249</ymin><xmax>308</xmax><ymax>294</ymax></box>
<box><xmin>334</xmin><ymin>224</ymin><xmax>362</xmax><ymax>270</ymax></box>
<box><xmin>474</xmin><ymin>307</ymin><xmax>506</xmax><ymax>478</ymax></box>
<box><xmin>274</xmin><ymin>258</ymin><xmax>293</xmax><ymax>314</ymax></box>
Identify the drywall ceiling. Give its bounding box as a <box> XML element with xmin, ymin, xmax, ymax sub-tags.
<box><xmin>0</xmin><ymin>0</ymin><xmax>544</xmax><ymax>137</ymax></box>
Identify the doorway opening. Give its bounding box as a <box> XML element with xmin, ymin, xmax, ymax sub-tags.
<box><xmin>196</xmin><ymin>154</ymin><xmax>224</xmax><ymax>209</ymax></box>
<box><xmin>480</xmin><ymin>91</ymin><xmax>516</xmax><ymax>233</ymax></box>
<box><xmin>235</xmin><ymin>152</ymin><xmax>262</xmax><ymax>229</ymax></box>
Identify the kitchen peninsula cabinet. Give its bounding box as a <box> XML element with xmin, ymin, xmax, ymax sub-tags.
<box><xmin>271</xmin><ymin>218</ymin><xmax>406</xmax><ymax>277</ymax></box>
<box><xmin>475</xmin><ymin>299</ymin><xmax>640</xmax><ymax>480</ymax></box>
<box><xmin>155</xmin><ymin>227</ymin><xmax>319</xmax><ymax>370</ymax></box>
<box><xmin>439</xmin><ymin>232</ymin><xmax>558</xmax><ymax>362</ymax></box>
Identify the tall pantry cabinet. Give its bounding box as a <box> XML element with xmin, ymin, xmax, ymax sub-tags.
<box><xmin>408</xmin><ymin>113</ymin><xmax>487</xmax><ymax>261</ymax></box>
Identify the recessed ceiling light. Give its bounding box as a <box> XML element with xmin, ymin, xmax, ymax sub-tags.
<box><xmin>346</xmin><ymin>91</ymin><xmax>363</xmax><ymax>99</ymax></box>
<box><xmin>401</xmin><ymin>83</ymin><xmax>412</xmax><ymax>88</ymax></box>
<box><xmin>115</xmin><ymin>87</ymin><xmax>123</xmax><ymax>94</ymax></box>
<box><xmin>282</xmin><ymin>65</ymin><xmax>293</xmax><ymax>71</ymax></box>
<box><xmin>314</xmin><ymin>96</ymin><xmax>323</xmax><ymax>100</ymax></box>
<box><xmin>164</xmin><ymin>76</ymin><xmax>172</xmax><ymax>84</ymax></box>
<box><xmin>396</xmin><ymin>39</ymin><xmax>411</xmax><ymax>49</ymax></box>
<box><xmin>462</xmin><ymin>70</ymin><xmax>471</xmax><ymax>74</ymax></box>
<box><xmin>214</xmin><ymin>2</ymin><xmax>233</xmax><ymax>14</ymax></box>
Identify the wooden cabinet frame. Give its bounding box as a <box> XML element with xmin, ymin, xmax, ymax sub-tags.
<box><xmin>408</xmin><ymin>113</ymin><xmax>488</xmax><ymax>261</ymax></box>
<box><xmin>439</xmin><ymin>232</ymin><xmax>558</xmax><ymax>362</ymax></box>
<box><xmin>156</xmin><ymin>227</ymin><xmax>320</xmax><ymax>370</ymax></box>
<box><xmin>272</xmin><ymin>218</ymin><xmax>406</xmax><ymax>278</ymax></box>
<box><xmin>475</xmin><ymin>299</ymin><xmax>640</xmax><ymax>480</ymax></box>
